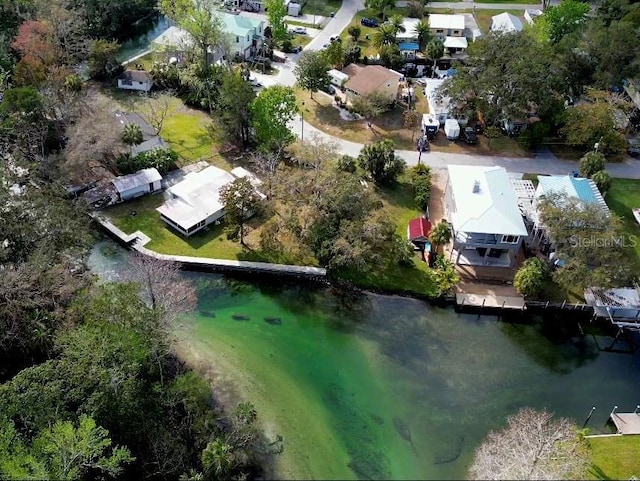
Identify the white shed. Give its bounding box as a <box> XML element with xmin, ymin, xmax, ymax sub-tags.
<box><xmin>444</xmin><ymin>119</ymin><xmax>460</xmax><ymax>140</ymax></box>
<box><xmin>117</xmin><ymin>70</ymin><xmax>154</xmax><ymax>92</ymax></box>
<box><xmin>112</xmin><ymin>168</ymin><xmax>162</xmax><ymax>201</ymax></box>
<box><xmin>328</xmin><ymin>69</ymin><xmax>349</xmax><ymax>87</ymax></box>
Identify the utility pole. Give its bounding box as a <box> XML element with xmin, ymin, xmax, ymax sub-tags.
<box><xmin>301</xmin><ymin>100</ymin><xmax>305</xmax><ymax>142</ymax></box>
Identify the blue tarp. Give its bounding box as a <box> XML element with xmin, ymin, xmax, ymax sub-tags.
<box><xmin>399</xmin><ymin>42</ymin><xmax>419</xmax><ymax>51</ymax></box>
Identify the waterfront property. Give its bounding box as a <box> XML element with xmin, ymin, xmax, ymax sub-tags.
<box><xmin>156</xmin><ymin>165</ymin><xmax>264</xmax><ymax>236</ymax></box>
<box><xmin>221</xmin><ymin>13</ymin><xmax>265</xmax><ymax>60</ymax></box>
<box><xmin>408</xmin><ymin>217</ymin><xmax>432</xmax><ymax>250</ymax></box>
<box><xmin>113</xmin><ymin>168</ymin><xmax>162</xmax><ymax>202</ymax></box>
<box><xmin>157</xmin><ymin>165</ymin><xmax>237</xmax><ymax>236</ymax></box>
<box><xmin>444</xmin><ymin>165</ymin><xmax>528</xmax><ymax>268</ymax></box>
<box><xmin>526</xmin><ymin>175</ymin><xmax>609</xmax><ymax>247</ymax></box>
<box><xmin>585</xmin><ymin>286</ymin><xmax>640</xmax><ymax>326</ymax></box>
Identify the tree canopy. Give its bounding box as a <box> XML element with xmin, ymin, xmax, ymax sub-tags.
<box><xmin>357</xmin><ymin>139</ymin><xmax>406</xmax><ymax>184</ymax></box>
<box><xmin>250</xmin><ymin>85</ymin><xmax>298</xmax><ymax>152</ymax></box>
<box><xmin>294</xmin><ymin>50</ymin><xmax>330</xmax><ymax>99</ymax></box>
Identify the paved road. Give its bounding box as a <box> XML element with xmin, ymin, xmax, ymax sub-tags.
<box><xmin>420</xmin><ymin>1</ymin><xmax>542</xmax><ymax>10</ymax></box>
<box><xmin>250</xmin><ymin>0</ymin><xmax>640</xmax><ymax>179</ymax></box>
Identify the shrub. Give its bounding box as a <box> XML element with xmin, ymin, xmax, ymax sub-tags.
<box><xmin>281</xmin><ymin>39</ymin><xmax>293</xmax><ymax>53</ymax></box>
<box><xmin>519</xmin><ymin>121</ymin><xmax>550</xmax><ymax>149</ymax></box>
<box><xmin>591</xmin><ymin>169</ymin><xmax>611</xmax><ymax>193</ymax></box>
<box><xmin>409</xmin><ymin>164</ymin><xmax>432</xmax><ymax>211</ymax></box>
<box><xmin>347</xmin><ymin>25</ymin><xmax>361</xmax><ymax>41</ymax></box>
<box><xmin>514</xmin><ymin>257</ymin><xmax>549</xmax><ymax>298</ymax></box>
<box><xmin>407</xmin><ymin>1</ymin><xmax>424</xmax><ymax>18</ymax></box>
<box><xmin>337</xmin><ymin>154</ymin><xmax>357</xmax><ymax>173</ymax></box>
<box><xmin>117</xmin><ymin>147</ymin><xmax>178</xmax><ymax>175</ymax></box>
<box><xmin>579</xmin><ymin>151</ymin><xmax>606</xmax><ymax>178</ymax></box>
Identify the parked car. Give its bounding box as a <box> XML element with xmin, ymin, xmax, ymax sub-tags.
<box><xmin>462</xmin><ymin>127</ymin><xmax>478</xmax><ymax>144</ymax></box>
<box><xmin>360</xmin><ymin>17</ymin><xmax>379</xmax><ymax>27</ymax></box>
<box><xmin>289</xmin><ymin>26</ymin><xmax>307</xmax><ymax>34</ymax></box>
<box><xmin>320</xmin><ymin>84</ymin><xmax>336</xmax><ymax>95</ymax></box>
<box><xmin>248</xmin><ymin>78</ymin><xmax>262</xmax><ymax>88</ymax></box>
<box><xmin>628</xmin><ymin>146</ymin><xmax>640</xmax><ymax>158</ymax></box>
<box><xmin>321</xmin><ymin>43</ymin><xmax>330</xmax><ymax>49</ymax></box>
<box><xmin>329</xmin><ymin>35</ymin><xmax>340</xmax><ymax>43</ymax></box>
<box><xmin>291</xmin><ymin>45</ymin><xmax>303</xmax><ymax>54</ymax></box>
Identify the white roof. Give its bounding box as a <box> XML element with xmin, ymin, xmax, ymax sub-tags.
<box><xmin>422</xmin><ymin>114</ymin><xmax>439</xmax><ymax>126</ymax></box>
<box><xmin>424</xmin><ymin>78</ymin><xmax>450</xmax><ymax>116</ymax></box>
<box><xmin>448</xmin><ymin>165</ymin><xmax>528</xmax><ymax>236</ymax></box>
<box><xmin>328</xmin><ymin>69</ymin><xmax>349</xmax><ymax>82</ymax></box>
<box><xmin>112</xmin><ymin>168</ymin><xmax>162</xmax><ymax>194</ymax></box>
<box><xmin>491</xmin><ymin>12</ymin><xmax>524</xmax><ymax>33</ymax></box>
<box><xmin>152</xmin><ymin>26</ymin><xmax>193</xmax><ymax>48</ymax></box>
<box><xmin>156</xmin><ymin>166</ymin><xmax>235</xmax><ymax>230</ymax></box>
<box><xmin>536</xmin><ymin>175</ymin><xmax>609</xmax><ymax>212</ymax></box>
<box><xmin>230</xmin><ymin>167</ymin><xmax>265</xmax><ymax>195</ymax></box>
<box><xmin>397</xmin><ymin>18</ymin><xmax>420</xmax><ymax>39</ymax></box>
<box><xmin>429</xmin><ymin>14</ymin><xmax>465</xmax><ymax>31</ymax></box>
<box><xmin>443</xmin><ymin>36</ymin><xmax>468</xmax><ymax>49</ymax></box>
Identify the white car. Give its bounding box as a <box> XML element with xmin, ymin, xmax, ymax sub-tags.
<box><xmin>289</xmin><ymin>26</ymin><xmax>307</xmax><ymax>35</ymax></box>
<box><xmin>248</xmin><ymin>78</ymin><xmax>262</xmax><ymax>88</ymax></box>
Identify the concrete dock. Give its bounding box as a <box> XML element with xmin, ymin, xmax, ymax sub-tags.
<box><xmin>456</xmin><ymin>292</ymin><xmax>526</xmax><ymax>310</ymax></box>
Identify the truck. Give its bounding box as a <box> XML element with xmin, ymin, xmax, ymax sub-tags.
<box><xmin>444</xmin><ymin>119</ymin><xmax>460</xmax><ymax>140</ymax></box>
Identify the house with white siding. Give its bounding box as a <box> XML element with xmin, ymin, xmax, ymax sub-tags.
<box><xmin>112</xmin><ymin>168</ymin><xmax>162</xmax><ymax>201</ymax></box>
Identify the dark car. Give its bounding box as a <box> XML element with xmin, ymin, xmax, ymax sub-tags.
<box><xmin>360</xmin><ymin>17</ymin><xmax>379</xmax><ymax>27</ymax></box>
<box><xmin>320</xmin><ymin>84</ymin><xmax>336</xmax><ymax>95</ymax></box>
<box><xmin>628</xmin><ymin>146</ymin><xmax>640</xmax><ymax>158</ymax></box>
<box><xmin>462</xmin><ymin>127</ymin><xmax>478</xmax><ymax>144</ymax></box>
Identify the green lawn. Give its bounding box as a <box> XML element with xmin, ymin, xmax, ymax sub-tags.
<box><xmin>606</xmin><ymin>178</ymin><xmax>640</xmax><ymax>261</ymax></box>
<box><xmin>103</xmin><ymin>193</ymin><xmax>274</xmax><ymax>261</ymax></box>
<box><xmin>340</xmin><ymin>8</ymin><xmax>412</xmax><ymax>57</ymax></box>
<box><xmin>303</xmin><ymin>0</ymin><xmax>342</xmax><ymax>18</ymax></box>
<box><xmin>475</xmin><ymin>0</ymin><xmax>536</xmax><ymax>4</ymax></box>
<box><xmin>589</xmin><ymin>436</ymin><xmax>640</xmax><ymax>480</ymax></box>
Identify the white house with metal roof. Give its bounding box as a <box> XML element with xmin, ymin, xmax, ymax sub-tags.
<box><xmin>112</xmin><ymin>168</ymin><xmax>162</xmax><ymax>202</ymax></box>
<box><xmin>491</xmin><ymin>12</ymin><xmax>524</xmax><ymax>33</ymax></box>
<box><xmin>444</xmin><ymin>165</ymin><xmax>528</xmax><ymax>267</ymax></box>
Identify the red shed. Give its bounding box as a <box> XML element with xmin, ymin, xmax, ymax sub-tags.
<box><xmin>408</xmin><ymin>217</ymin><xmax>432</xmax><ymax>244</ymax></box>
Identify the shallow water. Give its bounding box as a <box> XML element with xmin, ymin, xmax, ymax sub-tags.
<box><xmin>90</xmin><ymin>240</ymin><xmax>640</xmax><ymax>480</ymax></box>
<box><xmin>117</xmin><ymin>14</ymin><xmax>171</xmax><ymax>62</ymax></box>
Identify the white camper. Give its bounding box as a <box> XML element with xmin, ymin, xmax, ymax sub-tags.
<box><xmin>422</xmin><ymin>114</ymin><xmax>439</xmax><ymax>136</ymax></box>
<box><xmin>444</xmin><ymin>119</ymin><xmax>460</xmax><ymax>140</ymax></box>
<box><xmin>328</xmin><ymin>69</ymin><xmax>349</xmax><ymax>87</ymax></box>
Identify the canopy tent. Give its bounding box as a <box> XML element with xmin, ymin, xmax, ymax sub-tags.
<box><xmin>443</xmin><ymin>36</ymin><xmax>468</xmax><ymax>49</ymax></box>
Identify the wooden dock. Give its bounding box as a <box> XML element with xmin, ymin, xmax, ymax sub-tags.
<box><xmin>610</xmin><ymin>412</ymin><xmax>640</xmax><ymax>435</ymax></box>
<box><xmin>456</xmin><ymin>293</ymin><xmax>526</xmax><ymax>310</ymax></box>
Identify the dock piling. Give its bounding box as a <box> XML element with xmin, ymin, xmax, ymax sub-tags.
<box><xmin>611</xmin><ymin>405</ymin><xmax>618</xmax><ymax>416</ymax></box>
<box><xmin>583</xmin><ymin>406</ymin><xmax>596</xmax><ymax>428</ymax></box>
<box><xmin>634</xmin><ymin>405</ymin><xmax>640</xmax><ymax>415</ymax></box>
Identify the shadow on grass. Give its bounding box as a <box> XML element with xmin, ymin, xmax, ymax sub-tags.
<box><xmin>589</xmin><ymin>464</ymin><xmax>613</xmax><ymax>480</ymax></box>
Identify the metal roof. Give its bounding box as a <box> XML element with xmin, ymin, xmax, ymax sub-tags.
<box><xmin>112</xmin><ymin>168</ymin><xmax>162</xmax><ymax>194</ymax></box>
<box><xmin>428</xmin><ymin>14</ymin><xmax>466</xmax><ymax>31</ymax></box>
<box><xmin>536</xmin><ymin>176</ymin><xmax>609</xmax><ymax>213</ymax></box>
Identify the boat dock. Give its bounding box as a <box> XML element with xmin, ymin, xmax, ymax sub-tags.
<box><xmin>610</xmin><ymin>409</ymin><xmax>640</xmax><ymax>435</ymax></box>
<box><xmin>456</xmin><ymin>293</ymin><xmax>526</xmax><ymax>310</ymax></box>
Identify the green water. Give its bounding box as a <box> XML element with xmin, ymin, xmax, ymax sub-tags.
<box><xmin>90</xmin><ymin>241</ymin><xmax>640</xmax><ymax>480</ymax></box>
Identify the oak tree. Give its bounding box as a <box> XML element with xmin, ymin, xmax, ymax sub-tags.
<box><xmin>294</xmin><ymin>50</ymin><xmax>330</xmax><ymax>99</ymax></box>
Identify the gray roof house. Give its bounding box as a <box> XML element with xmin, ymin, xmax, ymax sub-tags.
<box><xmin>444</xmin><ymin>165</ymin><xmax>528</xmax><ymax>267</ymax></box>
<box><xmin>115</xmin><ymin>111</ymin><xmax>169</xmax><ymax>156</ymax></box>
<box><xmin>112</xmin><ymin>167</ymin><xmax>162</xmax><ymax>201</ymax></box>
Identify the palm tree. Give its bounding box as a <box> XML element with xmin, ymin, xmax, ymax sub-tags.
<box><xmin>387</xmin><ymin>14</ymin><xmax>405</xmax><ymax>35</ymax></box>
<box><xmin>372</xmin><ymin>23</ymin><xmax>397</xmax><ymax>49</ymax></box>
<box><xmin>425</xmin><ymin>38</ymin><xmax>445</xmax><ymax>77</ymax></box>
<box><xmin>414</xmin><ymin>20</ymin><xmax>431</xmax><ymax>50</ymax></box>
<box><xmin>121</xmin><ymin>123</ymin><xmax>143</xmax><ymax>152</ymax></box>
<box><xmin>429</xmin><ymin>220</ymin><xmax>452</xmax><ymax>251</ymax></box>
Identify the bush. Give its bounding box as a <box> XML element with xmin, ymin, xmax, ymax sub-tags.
<box><xmin>519</xmin><ymin>121</ymin><xmax>550</xmax><ymax>149</ymax></box>
<box><xmin>514</xmin><ymin>257</ymin><xmax>549</xmax><ymax>298</ymax></box>
<box><xmin>117</xmin><ymin>148</ymin><xmax>178</xmax><ymax>175</ymax></box>
<box><xmin>407</xmin><ymin>1</ymin><xmax>424</xmax><ymax>18</ymax></box>
<box><xmin>579</xmin><ymin>151</ymin><xmax>606</xmax><ymax>178</ymax></box>
<box><xmin>150</xmin><ymin>62</ymin><xmax>182</xmax><ymax>91</ymax></box>
<box><xmin>591</xmin><ymin>169</ymin><xmax>611</xmax><ymax>193</ymax></box>
<box><xmin>337</xmin><ymin>154</ymin><xmax>357</xmax><ymax>173</ymax></box>
<box><xmin>281</xmin><ymin>39</ymin><xmax>293</xmax><ymax>53</ymax></box>
<box><xmin>485</xmin><ymin>126</ymin><xmax>502</xmax><ymax>138</ymax></box>
<box><xmin>409</xmin><ymin>164</ymin><xmax>432</xmax><ymax>211</ymax></box>
<box><xmin>347</xmin><ymin>25</ymin><xmax>361</xmax><ymax>41</ymax></box>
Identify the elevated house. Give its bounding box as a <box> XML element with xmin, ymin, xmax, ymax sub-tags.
<box><xmin>112</xmin><ymin>168</ymin><xmax>162</xmax><ymax>202</ymax></box>
<box><xmin>526</xmin><ymin>175</ymin><xmax>609</xmax><ymax>247</ymax></box>
<box><xmin>428</xmin><ymin>14</ymin><xmax>468</xmax><ymax>54</ymax></box>
<box><xmin>491</xmin><ymin>12</ymin><xmax>524</xmax><ymax>33</ymax></box>
<box><xmin>221</xmin><ymin>13</ymin><xmax>264</xmax><ymax>60</ymax></box>
<box><xmin>342</xmin><ymin>64</ymin><xmax>403</xmax><ymax>104</ymax></box>
<box><xmin>156</xmin><ymin>165</ymin><xmax>263</xmax><ymax>236</ymax></box>
<box><xmin>117</xmin><ymin>70</ymin><xmax>154</xmax><ymax>92</ymax></box>
<box><xmin>444</xmin><ymin>165</ymin><xmax>528</xmax><ymax>267</ymax></box>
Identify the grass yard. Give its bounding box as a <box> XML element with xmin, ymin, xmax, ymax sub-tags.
<box><xmin>473</xmin><ymin>9</ymin><xmax>526</xmax><ymax>34</ymax></box>
<box><xmin>475</xmin><ymin>0</ymin><xmax>536</xmax><ymax>3</ymax></box>
<box><xmin>102</xmin><ymin>88</ymin><xmax>230</xmax><ymax>169</ymax></box>
<box><xmin>606</xmin><ymin>178</ymin><xmax>640</xmax><ymax>262</ymax></box>
<box><xmin>290</xmin><ymin>34</ymin><xmax>312</xmax><ymax>49</ymax></box>
<box><xmin>339</xmin><ymin>8</ymin><xmax>411</xmax><ymax>57</ymax></box>
<box><xmin>303</xmin><ymin>0</ymin><xmax>342</xmax><ymax>18</ymax></box>
<box><xmin>296</xmin><ymin>86</ymin><xmax>428</xmax><ymax>151</ymax></box>
<box><xmin>589</xmin><ymin>436</ymin><xmax>640</xmax><ymax>480</ymax></box>
<box><xmin>103</xmin><ymin>193</ymin><xmax>309</xmax><ymax>263</ymax></box>
<box><xmin>426</xmin><ymin>7</ymin><xmax>470</xmax><ymax>14</ymax></box>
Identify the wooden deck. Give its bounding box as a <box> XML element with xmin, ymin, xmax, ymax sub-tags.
<box><xmin>611</xmin><ymin>413</ymin><xmax>640</xmax><ymax>435</ymax></box>
<box><xmin>456</xmin><ymin>293</ymin><xmax>526</xmax><ymax>310</ymax></box>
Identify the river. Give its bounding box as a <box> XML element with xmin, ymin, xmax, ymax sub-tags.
<box><xmin>117</xmin><ymin>13</ymin><xmax>171</xmax><ymax>63</ymax></box>
<box><xmin>89</xmin><ymin>240</ymin><xmax>640</xmax><ymax>480</ymax></box>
